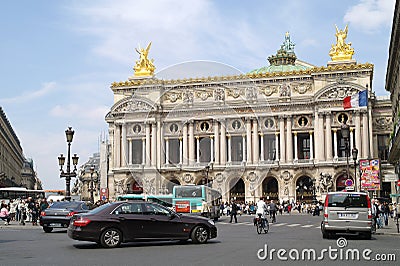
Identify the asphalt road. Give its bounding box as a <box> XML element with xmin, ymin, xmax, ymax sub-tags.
<box><xmin>0</xmin><ymin>213</ymin><xmax>399</xmax><ymax>266</ymax></box>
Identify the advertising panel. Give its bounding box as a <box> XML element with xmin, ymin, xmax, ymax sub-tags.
<box><xmin>175</xmin><ymin>200</ymin><xmax>191</xmax><ymax>213</ymax></box>
<box><xmin>359</xmin><ymin>159</ymin><xmax>381</xmax><ymax>191</ymax></box>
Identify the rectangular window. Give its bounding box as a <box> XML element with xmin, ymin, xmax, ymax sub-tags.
<box><xmin>131</xmin><ymin>140</ymin><xmax>142</xmax><ymax>164</ymax></box>
<box><xmin>263</xmin><ymin>135</ymin><xmax>276</xmax><ymax>160</ymax></box>
<box><xmin>168</xmin><ymin>139</ymin><xmax>179</xmax><ymax>164</ymax></box>
<box><xmin>231</xmin><ymin>136</ymin><xmax>243</xmax><ymax>162</ymax></box>
<box><xmin>298</xmin><ymin>133</ymin><xmax>310</xmax><ymax>159</ymax></box>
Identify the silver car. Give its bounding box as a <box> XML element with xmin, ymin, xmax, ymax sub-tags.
<box><xmin>321</xmin><ymin>191</ymin><xmax>373</xmax><ymax>239</ymax></box>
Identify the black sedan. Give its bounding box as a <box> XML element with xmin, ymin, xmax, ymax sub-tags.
<box><xmin>67</xmin><ymin>201</ymin><xmax>217</xmax><ymax>248</ymax></box>
<box><xmin>40</xmin><ymin>201</ymin><xmax>89</xmax><ymax>233</ymax></box>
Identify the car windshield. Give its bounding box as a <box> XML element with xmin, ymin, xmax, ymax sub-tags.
<box><xmin>328</xmin><ymin>194</ymin><xmax>368</xmax><ymax>208</ymax></box>
<box><xmin>50</xmin><ymin>201</ymin><xmax>82</xmax><ymax>209</ymax></box>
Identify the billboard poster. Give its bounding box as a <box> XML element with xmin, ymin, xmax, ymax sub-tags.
<box><xmin>175</xmin><ymin>200</ymin><xmax>191</xmax><ymax>213</ymax></box>
<box><xmin>359</xmin><ymin>159</ymin><xmax>381</xmax><ymax>191</ymax></box>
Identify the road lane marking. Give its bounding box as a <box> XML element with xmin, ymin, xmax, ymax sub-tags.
<box><xmin>301</xmin><ymin>225</ymin><xmax>314</xmax><ymax>228</ymax></box>
<box><xmin>287</xmin><ymin>223</ymin><xmax>301</xmax><ymax>227</ymax></box>
<box><xmin>271</xmin><ymin>223</ymin><xmax>287</xmax><ymax>226</ymax></box>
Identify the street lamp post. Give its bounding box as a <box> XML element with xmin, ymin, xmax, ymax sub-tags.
<box><xmin>341</xmin><ymin>122</ymin><xmax>350</xmax><ymax>189</ymax></box>
<box><xmin>205</xmin><ymin>165</ymin><xmax>210</xmax><ymax>187</ymax></box>
<box><xmin>58</xmin><ymin>127</ymin><xmax>79</xmax><ymax>201</ymax></box>
<box><xmin>352</xmin><ymin>147</ymin><xmax>359</xmax><ymax>191</ymax></box>
<box><xmin>311</xmin><ymin>177</ymin><xmax>317</xmax><ymax>203</ymax></box>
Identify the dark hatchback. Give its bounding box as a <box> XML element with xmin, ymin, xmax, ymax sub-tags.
<box><xmin>67</xmin><ymin>201</ymin><xmax>217</xmax><ymax>248</ymax></box>
<box><xmin>40</xmin><ymin>201</ymin><xmax>89</xmax><ymax>233</ymax></box>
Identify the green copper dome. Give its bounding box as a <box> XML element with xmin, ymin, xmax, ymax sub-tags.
<box><xmin>249</xmin><ymin>32</ymin><xmax>312</xmax><ymax>74</ymax></box>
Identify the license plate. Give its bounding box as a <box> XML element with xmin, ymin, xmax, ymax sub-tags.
<box><xmin>338</xmin><ymin>213</ymin><xmax>357</xmax><ymax>218</ymax></box>
<box><xmin>49</xmin><ymin>223</ymin><xmax>62</xmax><ymax>227</ymax></box>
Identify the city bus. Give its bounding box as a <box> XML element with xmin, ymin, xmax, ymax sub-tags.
<box><xmin>172</xmin><ymin>185</ymin><xmax>222</xmax><ymax>220</ymax></box>
<box><xmin>117</xmin><ymin>194</ymin><xmax>173</xmax><ymax>209</ymax></box>
<box><xmin>0</xmin><ymin>187</ymin><xmax>45</xmax><ymax>203</ymax></box>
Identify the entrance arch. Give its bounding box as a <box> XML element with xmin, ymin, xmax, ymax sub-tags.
<box><xmin>295</xmin><ymin>176</ymin><xmax>314</xmax><ymax>203</ymax></box>
<box><xmin>262</xmin><ymin>177</ymin><xmax>279</xmax><ymax>200</ymax></box>
<box><xmin>230</xmin><ymin>178</ymin><xmax>245</xmax><ymax>203</ymax></box>
<box><xmin>336</xmin><ymin>174</ymin><xmax>353</xmax><ymax>191</ymax></box>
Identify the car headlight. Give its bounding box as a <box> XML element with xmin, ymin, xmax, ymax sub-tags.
<box><xmin>208</xmin><ymin>220</ymin><xmax>215</xmax><ymax>226</ymax></box>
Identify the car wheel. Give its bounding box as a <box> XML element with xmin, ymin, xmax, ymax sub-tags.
<box><xmin>191</xmin><ymin>225</ymin><xmax>209</xmax><ymax>244</ymax></box>
<box><xmin>100</xmin><ymin>228</ymin><xmax>122</xmax><ymax>248</ymax></box>
<box><xmin>43</xmin><ymin>227</ymin><xmax>53</xmax><ymax>233</ymax></box>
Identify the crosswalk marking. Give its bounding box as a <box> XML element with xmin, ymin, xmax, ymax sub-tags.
<box><xmin>287</xmin><ymin>223</ymin><xmax>301</xmax><ymax>227</ymax></box>
<box><xmin>271</xmin><ymin>223</ymin><xmax>287</xmax><ymax>227</ymax></box>
<box><xmin>301</xmin><ymin>225</ymin><xmax>314</xmax><ymax>228</ymax></box>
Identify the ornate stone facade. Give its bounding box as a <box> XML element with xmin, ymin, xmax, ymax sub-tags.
<box><xmin>104</xmin><ymin>31</ymin><xmax>394</xmax><ymax>203</ymax></box>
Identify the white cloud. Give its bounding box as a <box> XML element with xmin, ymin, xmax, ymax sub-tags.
<box><xmin>50</xmin><ymin>104</ymin><xmax>109</xmax><ymax>123</ymax></box>
<box><xmin>0</xmin><ymin>82</ymin><xmax>57</xmax><ymax>104</ymax></box>
<box><xmin>344</xmin><ymin>0</ymin><xmax>395</xmax><ymax>33</ymax></box>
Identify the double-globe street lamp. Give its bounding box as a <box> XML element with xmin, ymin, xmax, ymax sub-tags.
<box><xmin>58</xmin><ymin>127</ymin><xmax>79</xmax><ymax>201</ymax></box>
<box><xmin>352</xmin><ymin>147</ymin><xmax>359</xmax><ymax>191</ymax></box>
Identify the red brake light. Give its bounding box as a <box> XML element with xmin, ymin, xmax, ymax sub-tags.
<box><xmin>366</xmin><ymin>195</ymin><xmax>372</xmax><ymax>219</ymax></box>
<box><xmin>323</xmin><ymin>194</ymin><xmax>329</xmax><ymax>218</ymax></box>
<box><xmin>40</xmin><ymin>211</ymin><xmax>46</xmax><ymax>216</ymax></box>
<box><xmin>73</xmin><ymin>218</ymin><xmax>91</xmax><ymax>227</ymax></box>
<box><xmin>67</xmin><ymin>211</ymin><xmax>76</xmax><ymax>217</ymax></box>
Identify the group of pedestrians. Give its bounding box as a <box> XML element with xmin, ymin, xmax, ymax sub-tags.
<box><xmin>371</xmin><ymin>199</ymin><xmax>395</xmax><ymax>229</ymax></box>
<box><xmin>0</xmin><ymin>197</ymin><xmax>51</xmax><ymax>226</ymax></box>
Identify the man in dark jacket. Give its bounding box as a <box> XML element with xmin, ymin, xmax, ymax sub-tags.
<box><xmin>229</xmin><ymin>200</ymin><xmax>238</xmax><ymax>223</ymax></box>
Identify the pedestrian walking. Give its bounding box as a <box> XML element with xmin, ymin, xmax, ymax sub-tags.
<box><xmin>0</xmin><ymin>203</ymin><xmax>11</xmax><ymax>225</ymax></box>
<box><xmin>229</xmin><ymin>200</ymin><xmax>238</xmax><ymax>223</ymax></box>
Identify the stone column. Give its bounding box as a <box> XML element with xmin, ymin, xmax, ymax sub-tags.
<box><xmin>242</xmin><ymin>134</ymin><xmax>246</xmax><ymax>163</ymax></box>
<box><xmin>115</xmin><ymin>124</ymin><xmax>121</xmax><ymax>167</ymax></box>
<box><xmin>128</xmin><ymin>139</ymin><xmax>132</xmax><ymax>164</ymax></box>
<box><xmin>318</xmin><ymin>113</ymin><xmax>325</xmax><ymax>161</ymax></box>
<box><xmin>142</xmin><ymin>137</ymin><xmax>146</xmax><ymax>165</ymax></box>
<box><xmin>368</xmin><ymin>107</ymin><xmax>374</xmax><ymax>158</ymax></box>
<box><xmin>286</xmin><ymin>116</ymin><xmax>293</xmax><ymax>162</ymax></box>
<box><xmin>293</xmin><ymin>132</ymin><xmax>298</xmax><ymax>162</ymax></box>
<box><xmin>279</xmin><ymin>116</ymin><xmax>286</xmax><ymax>162</ymax></box>
<box><xmin>260</xmin><ymin>133</ymin><xmax>264</xmax><ymax>161</ymax></box>
<box><xmin>220</xmin><ymin>120</ymin><xmax>227</xmax><ymax>164</ymax></box>
<box><xmin>157</xmin><ymin>121</ymin><xmax>162</xmax><ymax>169</ymax></box>
<box><xmin>362</xmin><ymin>111</ymin><xmax>369</xmax><ymax>158</ymax></box>
<box><xmin>309</xmin><ymin>131</ymin><xmax>314</xmax><ymax>160</ymax></box>
<box><xmin>314</xmin><ymin>111</ymin><xmax>319</xmax><ymax>162</ymax></box>
<box><xmin>355</xmin><ymin>111</ymin><xmax>361</xmax><ymax>156</ymax></box>
<box><xmin>350</xmin><ymin>128</ymin><xmax>354</xmax><ymax>149</ymax></box>
<box><xmin>214</xmin><ymin>120</ymin><xmax>220</xmax><ymax>164</ymax></box>
<box><xmin>196</xmin><ymin>136</ymin><xmax>200</xmax><ymax>164</ymax></box>
<box><xmin>165</xmin><ymin>137</ymin><xmax>169</xmax><ymax>165</ymax></box>
<box><xmin>252</xmin><ymin>119</ymin><xmax>259</xmax><ymax>164</ymax></box>
<box><xmin>189</xmin><ymin>121</ymin><xmax>195</xmax><ymax>165</ymax></box>
<box><xmin>145</xmin><ymin>123</ymin><xmax>151</xmax><ymax>166</ymax></box>
<box><xmin>275</xmin><ymin>132</ymin><xmax>279</xmax><ymax>162</ymax></box>
<box><xmin>183</xmin><ymin>123</ymin><xmax>188</xmax><ymax>165</ymax></box>
<box><xmin>179</xmin><ymin>137</ymin><xmax>183</xmax><ymax>165</ymax></box>
<box><xmin>210</xmin><ymin>136</ymin><xmax>214</xmax><ymax>163</ymax></box>
<box><xmin>246</xmin><ymin>118</ymin><xmax>252</xmax><ymax>164</ymax></box>
<box><xmin>122</xmin><ymin>124</ymin><xmax>127</xmax><ymax>167</ymax></box>
<box><xmin>333</xmin><ymin>129</ymin><xmax>338</xmax><ymax>159</ymax></box>
<box><xmin>227</xmin><ymin>135</ymin><xmax>232</xmax><ymax>163</ymax></box>
<box><xmin>151</xmin><ymin>123</ymin><xmax>157</xmax><ymax>166</ymax></box>
<box><xmin>325</xmin><ymin>113</ymin><xmax>332</xmax><ymax>161</ymax></box>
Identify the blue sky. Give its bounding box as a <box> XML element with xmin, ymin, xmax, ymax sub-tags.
<box><xmin>0</xmin><ymin>0</ymin><xmax>395</xmax><ymax>189</ymax></box>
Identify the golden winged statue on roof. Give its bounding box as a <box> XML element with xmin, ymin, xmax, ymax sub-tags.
<box><xmin>329</xmin><ymin>25</ymin><xmax>354</xmax><ymax>61</ymax></box>
<box><xmin>134</xmin><ymin>42</ymin><xmax>155</xmax><ymax>77</ymax></box>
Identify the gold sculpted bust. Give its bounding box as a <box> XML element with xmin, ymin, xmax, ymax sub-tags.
<box><xmin>134</xmin><ymin>42</ymin><xmax>155</xmax><ymax>77</ymax></box>
<box><xmin>329</xmin><ymin>25</ymin><xmax>354</xmax><ymax>61</ymax></box>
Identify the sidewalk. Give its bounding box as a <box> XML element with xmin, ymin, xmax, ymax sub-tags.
<box><xmin>0</xmin><ymin>222</ymin><xmax>42</xmax><ymax>230</ymax></box>
<box><xmin>375</xmin><ymin>219</ymin><xmax>400</xmax><ymax>236</ymax></box>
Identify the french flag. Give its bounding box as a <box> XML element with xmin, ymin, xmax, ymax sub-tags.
<box><xmin>343</xmin><ymin>90</ymin><xmax>368</xmax><ymax>109</ymax></box>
